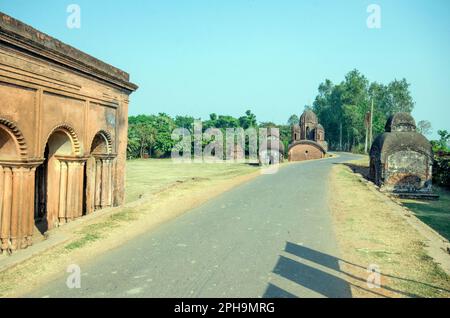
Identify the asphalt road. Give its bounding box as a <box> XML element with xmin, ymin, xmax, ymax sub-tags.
<box><xmin>30</xmin><ymin>153</ymin><xmax>360</xmax><ymax>298</ymax></box>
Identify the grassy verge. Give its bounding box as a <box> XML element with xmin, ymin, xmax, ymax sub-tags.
<box><xmin>400</xmin><ymin>187</ymin><xmax>450</xmax><ymax>241</ymax></box>
<box><xmin>330</xmin><ymin>160</ymin><xmax>450</xmax><ymax>298</ymax></box>
<box><xmin>64</xmin><ymin>208</ymin><xmax>138</xmax><ymax>251</ymax></box>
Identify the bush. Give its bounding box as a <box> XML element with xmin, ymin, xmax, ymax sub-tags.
<box><xmin>351</xmin><ymin>143</ymin><xmax>367</xmax><ymax>154</ymax></box>
<box><xmin>433</xmin><ymin>151</ymin><xmax>450</xmax><ymax>188</ymax></box>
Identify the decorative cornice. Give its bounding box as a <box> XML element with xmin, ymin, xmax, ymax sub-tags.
<box><xmin>54</xmin><ymin>155</ymin><xmax>89</xmax><ymax>162</ymax></box>
<box><xmin>0</xmin><ymin>158</ymin><xmax>44</xmax><ymax>167</ymax></box>
<box><xmin>92</xmin><ymin>153</ymin><xmax>117</xmax><ymax>160</ymax></box>
<box><xmin>0</xmin><ymin>12</ymin><xmax>138</xmax><ymax>93</ymax></box>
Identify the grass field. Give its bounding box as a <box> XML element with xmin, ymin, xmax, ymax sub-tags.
<box><xmin>401</xmin><ymin>187</ymin><xmax>450</xmax><ymax>241</ymax></box>
<box><xmin>125</xmin><ymin>159</ymin><xmax>260</xmax><ymax>203</ymax></box>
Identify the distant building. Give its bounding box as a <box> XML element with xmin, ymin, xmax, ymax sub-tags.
<box><xmin>288</xmin><ymin>110</ymin><xmax>327</xmax><ymax>161</ymax></box>
<box><xmin>369</xmin><ymin>113</ymin><xmax>435</xmax><ymax>198</ymax></box>
<box><xmin>0</xmin><ymin>13</ymin><xmax>137</xmax><ymax>253</ymax></box>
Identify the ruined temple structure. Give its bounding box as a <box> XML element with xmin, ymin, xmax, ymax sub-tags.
<box><xmin>288</xmin><ymin>109</ymin><xmax>328</xmax><ymax>161</ymax></box>
<box><xmin>369</xmin><ymin>113</ymin><xmax>436</xmax><ymax>198</ymax></box>
<box><xmin>0</xmin><ymin>13</ymin><xmax>137</xmax><ymax>253</ymax></box>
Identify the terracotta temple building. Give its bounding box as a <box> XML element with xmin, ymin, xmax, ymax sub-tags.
<box><xmin>288</xmin><ymin>110</ymin><xmax>327</xmax><ymax>161</ymax></box>
<box><xmin>370</xmin><ymin>113</ymin><xmax>435</xmax><ymax>198</ymax></box>
<box><xmin>0</xmin><ymin>13</ymin><xmax>137</xmax><ymax>253</ymax></box>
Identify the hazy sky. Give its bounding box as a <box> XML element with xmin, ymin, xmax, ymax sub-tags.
<box><xmin>1</xmin><ymin>0</ymin><xmax>449</xmax><ymax>139</ymax></box>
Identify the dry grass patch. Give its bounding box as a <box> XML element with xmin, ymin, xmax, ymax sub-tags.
<box><xmin>330</xmin><ymin>161</ymin><xmax>450</xmax><ymax>298</ymax></box>
<box><xmin>125</xmin><ymin>159</ymin><xmax>259</xmax><ymax>203</ymax></box>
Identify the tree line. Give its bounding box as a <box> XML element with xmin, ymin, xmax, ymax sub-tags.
<box><xmin>127</xmin><ymin>110</ymin><xmax>293</xmax><ymax>159</ymax></box>
<box><xmin>311</xmin><ymin>69</ymin><xmax>417</xmax><ymax>151</ymax></box>
<box><xmin>127</xmin><ymin>69</ymin><xmax>449</xmax><ymax>187</ymax></box>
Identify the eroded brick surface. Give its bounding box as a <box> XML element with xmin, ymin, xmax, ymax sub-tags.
<box><xmin>370</xmin><ymin>113</ymin><xmax>433</xmax><ymax>195</ymax></box>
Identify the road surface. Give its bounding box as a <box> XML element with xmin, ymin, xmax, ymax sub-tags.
<box><xmin>29</xmin><ymin>153</ymin><xmax>360</xmax><ymax>298</ymax></box>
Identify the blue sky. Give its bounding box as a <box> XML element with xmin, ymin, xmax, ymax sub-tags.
<box><xmin>1</xmin><ymin>0</ymin><xmax>449</xmax><ymax>139</ymax></box>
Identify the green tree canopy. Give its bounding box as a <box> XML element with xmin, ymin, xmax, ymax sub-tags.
<box><xmin>313</xmin><ymin>69</ymin><xmax>415</xmax><ymax>151</ymax></box>
<box><xmin>287</xmin><ymin>114</ymin><xmax>299</xmax><ymax>126</ymax></box>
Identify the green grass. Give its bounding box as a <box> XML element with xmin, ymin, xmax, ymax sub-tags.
<box><xmin>65</xmin><ymin>233</ymin><xmax>102</xmax><ymax>251</ymax></box>
<box><xmin>125</xmin><ymin>159</ymin><xmax>259</xmax><ymax>203</ymax></box>
<box><xmin>64</xmin><ymin>209</ymin><xmax>138</xmax><ymax>251</ymax></box>
<box><xmin>401</xmin><ymin>186</ymin><xmax>450</xmax><ymax>241</ymax></box>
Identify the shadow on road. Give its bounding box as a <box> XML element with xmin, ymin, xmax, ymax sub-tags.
<box><xmin>263</xmin><ymin>242</ymin><xmax>448</xmax><ymax>298</ymax></box>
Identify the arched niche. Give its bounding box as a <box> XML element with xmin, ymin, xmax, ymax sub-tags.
<box><xmin>85</xmin><ymin>130</ymin><xmax>115</xmax><ymax>214</ymax></box>
<box><xmin>90</xmin><ymin>131</ymin><xmax>112</xmax><ymax>155</ymax></box>
<box><xmin>47</xmin><ymin>130</ymin><xmax>74</xmax><ymax>156</ymax></box>
<box><xmin>43</xmin><ymin>124</ymin><xmax>81</xmax><ymax>158</ymax></box>
<box><xmin>0</xmin><ymin>119</ymin><xmax>27</xmax><ymax>160</ymax></box>
<box><xmin>0</xmin><ymin>119</ymin><xmax>36</xmax><ymax>252</ymax></box>
<box><xmin>0</xmin><ymin>124</ymin><xmax>19</xmax><ymax>159</ymax></box>
<box><xmin>36</xmin><ymin>125</ymin><xmax>85</xmax><ymax>232</ymax></box>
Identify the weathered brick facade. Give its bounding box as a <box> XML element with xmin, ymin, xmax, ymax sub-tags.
<box><xmin>0</xmin><ymin>13</ymin><xmax>137</xmax><ymax>253</ymax></box>
<box><xmin>288</xmin><ymin>110</ymin><xmax>327</xmax><ymax>162</ymax></box>
<box><xmin>369</xmin><ymin>113</ymin><xmax>434</xmax><ymax>197</ymax></box>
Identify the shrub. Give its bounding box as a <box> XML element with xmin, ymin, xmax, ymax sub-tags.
<box><xmin>433</xmin><ymin>151</ymin><xmax>450</xmax><ymax>188</ymax></box>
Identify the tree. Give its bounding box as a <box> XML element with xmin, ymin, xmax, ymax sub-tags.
<box><xmin>312</xmin><ymin>70</ymin><xmax>415</xmax><ymax>152</ymax></box>
<box><xmin>127</xmin><ymin>127</ymin><xmax>141</xmax><ymax>159</ymax></box>
<box><xmin>287</xmin><ymin>114</ymin><xmax>299</xmax><ymax>126</ymax></box>
<box><xmin>153</xmin><ymin>113</ymin><xmax>177</xmax><ymax>157</ymax></box>
<box><xmin>209</xmin><ymin>113</ymin><xmax>218</xmax><ymax>121</ymax></box>
<box><xmin>175</xmin><ymin>115</ymin><xmax>196</xmax><ymax>131</ymax></box>
<box><xmin>437</xmin><ymin>130</ymin><xmax>450</xmax><ymax>151</ymax></box>
<box><xmin>431</xmin><ymin>130</ymin><xmax>450</xmax><ymax>188</ymax></box>
<box><xmin>135</xmin><ymin>123</ymin><xmax>157</xmax><ymax>158</ymax></box>
<box><xmin>417</xmin><ymin>120</ymin><xmax>432</xmax><ymax>136</ymax></box>
<box><xmin>386</xmin><ymin>79</ymin><xmax>414</xmax><ymax>114</ymax></box>
<box><xmin>238</xmin><ymin>110</ymin><xmax>257</xmax><ymax>129</ymax></box>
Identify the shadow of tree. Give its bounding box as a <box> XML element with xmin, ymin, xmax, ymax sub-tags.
<box><xmin>263</xmin><ymin>242</ymin><xmax>449</xmax><ymax>298</ymax></box>
<box><xmin>342</xmin><ymin>163</ymin><xmax>370</xmax><ymax>180</ymax></box>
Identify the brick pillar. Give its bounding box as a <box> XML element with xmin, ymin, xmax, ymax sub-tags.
<box><xmin>58</xmin><ymin>160</ymin><xmax>68</xmax><ymax>225</ymax></box>
<box><xmin>0</xmin><ymin>162</ymin><xmax>40</xmax><ymax>253</ymax></box>
<box><xmin>67</xmin><ymin>161</ymin><xmax>77</xmax><ymax>222</ymax></box>
<box><xmin>55</xmin><ymin>158</ymin><xmax>87</xmax><ymax>224</ymax></box>
<box><xmin>85</xmin><ymin>157</ymin><xmax>95</xmax><ymax>215</ymax></box>
<box><xmin>25</xmin><ymin>167</ymin><xmax>36</xmax><ymax>247</ymax></box>
<box><xmin>0</xmin><ymin>166</ymin><xmax>12</xmax><ymax>252</ymax></box>
<box><xmin>10</xmin><ymin>167</ymin><xmax>24</xmax><ymax>250</ymax></box>
<box><xmin>115</xmin><ymin>100</ymin><xmax>129</xmax><ymax>206</ymax></box>
<box><xmin>95</xmin><ymin>158</ymin><xmax>102</xmax><ymax>210</ymax></box>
